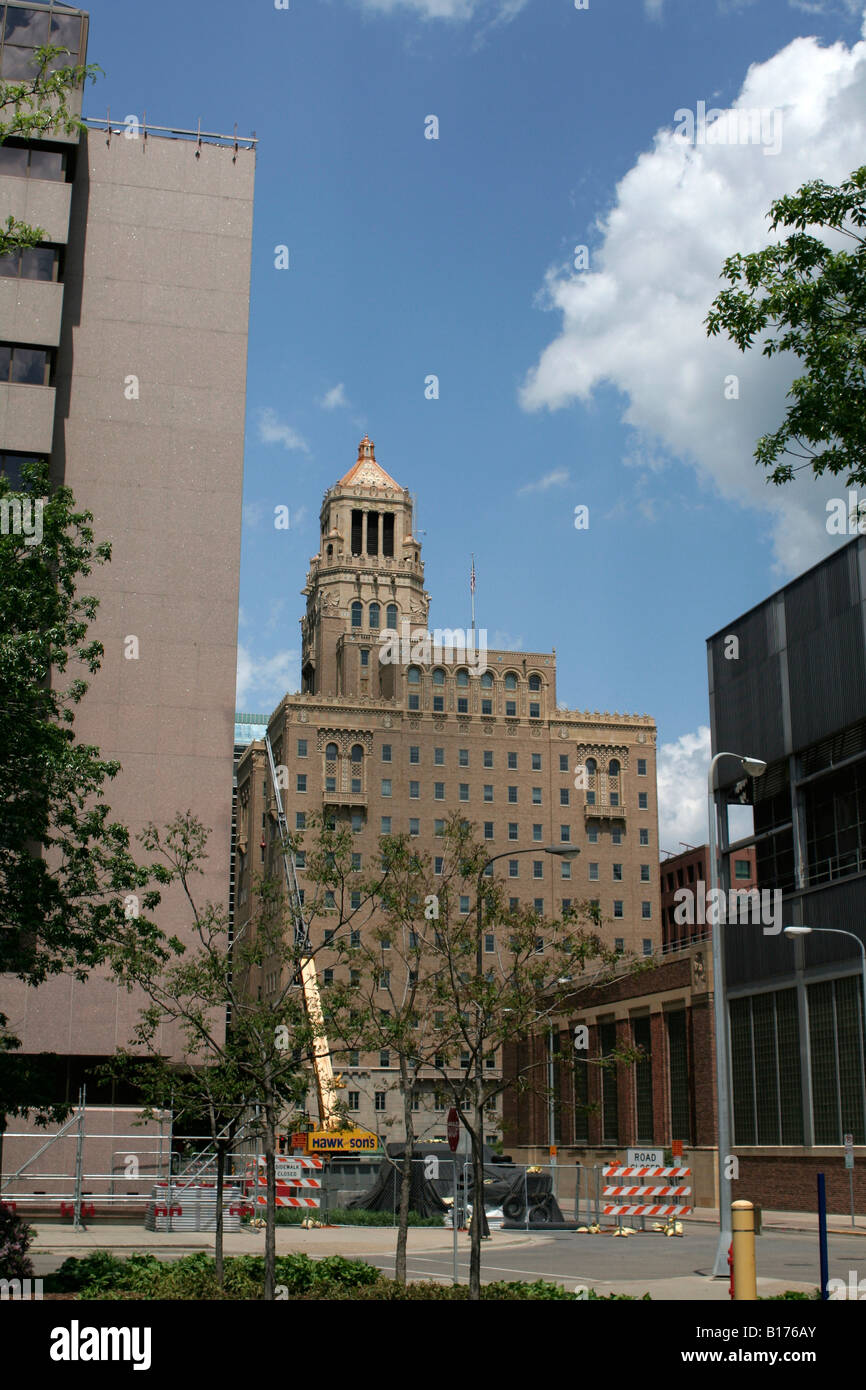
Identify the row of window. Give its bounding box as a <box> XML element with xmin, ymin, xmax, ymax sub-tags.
<box><xmin>345</xmin><ymin>1091</ymin><xmax>499</xmax><ymax>1113</ymax></box>
<box><xmin>0</xmin><ymin>342</ymin><xmax>52</xmax><ymax>386</ymax></box>
<box><xmin>295</xmin><ymin>740</ymin><xmax>649</xmax><ymax>778</ymax></box>
<box><xmin>288</xmin><ymin>809</ymin><xmax>651</xmax><ymax>848</ymax></box>
<box><xmin>294</xmin><ymin>771</ymin><xmax>650</xmax><ymax>811</ymax></box>
<box><xmin>0</xmin><ymin>244</ymin><xmax>61</xmax><ymax>282</ymax></box>
<box><xmin>1</xmin><ymin>7</ymin><xmax>83</xmax><ymax>54</ymax></box>
<box><xmin>0</xmin><ymin>140</ymin><xmax>69</xmax><ymax>180</ymax></box>
<box><xmin>351</xmin><ymin>601</ymin><xmax>399</xmax><ymax>630</ymax></box>
<box><xmin>341</xmin><ymin>1050</ymin><xmax>498</xmax><ymax>1071</ymax></box>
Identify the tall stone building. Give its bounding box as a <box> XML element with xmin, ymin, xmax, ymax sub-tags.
<box><xmin>0</xmin><ymin>2</ymin><xmax>255</xmax><ymax>1098</ymax></box>
<box><xmin>235</xmin><ymin>438</ymin><xmax>661</xmax><ymax>1141</ymax></box>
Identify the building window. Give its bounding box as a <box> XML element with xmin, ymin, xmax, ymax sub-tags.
<box><xmin>507</xmin><ymin>752</ymin><xmax>518</xmax><ymax>771</ymax></box>
<box><xmin>482</xmin><ymin>750</ymin><xmax>494</xmax><ymax>769</ymax></box>
<box><xmin>409</xmin><ymin>745</ymin><xmax>420</xmax><ymax>764</ymax></box>
<box><xmin>482</xmin><ymin>699</ymin><xmax>493</xmax><ymax>715</ymax></box>
<box><xmin>381</xmin><ymin>779</ymin><xmax>392</xmax><ymax>797</ymax></box>
<box><xmin>642</xmin><ymin>939</ymin><xmax>653</xmax><ymax>955</ymax></box>
<box><xmin>508</xmin><ymin>786</ymin><xmax>518</xmax><ymax>803</ymax></box>
<box><xmin>729</xmin><ymin>990</ymin><xmax>803</xmax><ymax>1146</ymax></box>
<box><xmin>504</xmin><ymin>673</ymin><xmax>517</xmax><ymax>691</ymax></box>
<box><xmin>409</xmin><ymin>818</ymin><xmax>420</xmax><ymax>836</ymax></box>
<box><xmin>587</xmin><ymin>827</ymin><xmax>598</xmax><ymax>844</ymax></box>
<box><xmin>348</xmin><ymin>1091</ymin><xmax>360</xmax><ymax>1112</ymax></box>
<box><xmin>633</xmin><ymin>1015</ymin><xmax>654</xmax><ymax>1142</ymax></box>
<box><xmin>459</xmin><ymin>783</ymin><xmax>469</xmax><ymax>802</ymax></box>
<box><xmin>407</xmin><ymin>665</ymin><xmax>421</xmax><ymax>685</ymax></box>
<box><xmin>614</xmin><ymin>937</ymin><xmax>624</xmax><ymax>953</ymax></box>
<box><xmin>295</xmin><ymin>812</ymin><xmax>306</xmax><ymax>830</ymax></box>
<box><xmin>369</xmin><ymin>602</ymin><xmax>380</xmax><ymax>629</ymax></box>
<box><xmin>534</xmin><ymin>904</ymin><xmax>544</xmax><ymax>919</ymax></box>
<box><xmin>434</xmin><ymin>819</ymin><xmax>445</xmax><ymax>835</ymax></box>
<box><xmin>613</xmin><ymin>900</ymin><xmax>623</xmax><ymax>918</ymax></box>
<box><xmin>409</xmin><ymin>780</ymin><xmax>420</xmax><ymax>798</ymax></box>
<box><xmin>529</xmin><ymin>703</ymin><xmax>540</xmax><ymax>718</ymax></box>
<box><xmin>0</xmin><ymin>142</ymin><xmax>68</xmax><ymax>182</ymax></box>
<box><xmin>532</xmin><ymin>824</ymin><xmax>542</xmax><ymax>842</ymax></box>
<box><xmin>296</xmin><ymin>774</ymin><xmax>307</xmax><ymax>793</ymax></box>
<box><xmin>734</xmin><ymin>859</ymin><xmax>751</xmax><ymax>880</ymax></box>
<box><xmin>638</xmin><ymin>792</ymin><xmax>648</xmax><ymax>809</ymax></box>
<box><xmin>640</xmin><ymin>864</ymin><xmax>650</xmax><ymax>881</ymax></box>
<box><xmin>459</xmin><ymin>896</ymin><xmax>470</xmax><ymax>914</ymax></box>
<box><xmin>600</xmin><ymin>1020</ymin><xmax>619</xmax><ymax>1142</ymax></box>
<box><xmin>454</xmin><ymin>749</ymin><xmax>468</xmax><ymax>769</ymax></box>
<box><xmin>531</xmin><ymin>787</ymin><xmax>542</xmax><ymax>805</ymax></box>
<box><xmin>637</xmin><ymin>758</ymin><xmax>647</xmax><ymax>775</ymax></box>
<box><xmin>433</xmin><ymin>695</ymin><xmax>444</xmax><ymax>712</ymax></box>
<box><xmin>560</xmin><ymin>788</ymin><xmax>569</xmax><ymax>806</ymax></box>
<box><xmin>379</xmin><ymin>1050</ymin><xmax>390</xmax><ymax>1068</ymax></box>
<box><xmin>484</xmin><ymin>933</ymin><xmax>495</xmax><ymax>953</ymax></box>
<box><xmin>323</xmin><ymin>968</ymin><xmax>334</xmax><ymax>986</ymax></box>
<box><xmin>351</xmin><ymin>929</ymin><xmax>361</xmax><ymax>948</ymax></box>
<box><xmin>295</xmin><ymin>851</ymin><xmax>306</xmax><ymax>869</ymax></box>
<box><xmin>533</xmin><ymin>860</ymin><xmax>543</xmax><ymax>879</ymax></box>
<box><xmin>360</xmin><ymin>648</ymin><xmax>369</xmax><ymax>668</ymax></box>
<box><xmin>434</xmin><ymin>747</ymin><xmax>445</xmax><ymax>765</ymax></box>
<box><xmin>667</xmin><ymin>1010</ymin><xmax>692</xmax><ymax>1143</ymax></box>
<box><xmin>586</xmin><ymin>791</ymin><xmax>596</xmax><ymax>806</ymax></box>
<box><xmin>352</xmin><ymin>852</ymin><xmax>362</xmax><ymax>870</ymax></box>
<box><xmin>375</xmin><ymin>1092</ymin><xmax>386</xmax><ymax>1112</ymax></box>
<box><xmin>560</xmin><ymin>825</ymin><xmax>570</xmax><ymax>843</ymax></box>
<box><xmin>434</xmin><ymin>856</ymin><xmax>444</xmax><ymax>874</ymax></box>
<box><xmin>381</xmin><ymin>815</ymin><xmax>391</xmax><ymax>833</ymax></box>
<box><xmin>348</xmin><ymin>1051</ymin><xmax>360</xmax><ymax>1068</ymax></box>
<box><xmin>561</xmin><ymin>861</ymin><xmax>571</xmax><ymax>880</ymax></box>
<box><xmin>351</xmin><ymin>601</ymin><xmax>362</xmax><ymax>628</ymax></box>
<box><xmin>483</xmin><ymin>784</ymin><xmax>493</xmax><ymax>802</ymax></box>
<box><xmin>457</xmin><ymin>698</ymin><xmax>468</xmax><ymax>714</ymax></box>
<box><xmin>382</xmin><ymin>744</ymin><xmax>392</xmax><ymax>762</ymax></box>
<box><xmin>297</xmin><ymin>739</ymin><xmax>307</xmax><ymax>758</ymax></box>
<box><xmin>641</xmin><ymin>901</ymin><xmax>651</xmax><ymax>919</ymax></box>
<box><xmin>484</xmin><ymin>822</ymin><xmax>494</xmax><ymax>840</ymax></box>
<box><xmin>509</xmin><ymin>897</ymin><xmax>519</xmax><ymax>911</ymax></box>
<box><xmin>508</xmin><ymin>860</ymin><xmax>519</xmax><ymax>878</ymax></box>
<box><xmin>529</xmin><ymin>674</ymin><xmax>541</xmax><ymax>692</ymax></box>
<box><xmin>531</xmin><ymin>753</ymin><xmax>542</xmax><ymax>771</ymax></box>
<box><xmin>589</xmin><ymin>862</ymin><xmax>599</xmax><ymax>881</ymax></box>
<box><xmin>386</xmin><ymin>603</ymin><xmax>398</xmax><ymax>629</ymax></box>
<box><xmin>508</xmin><ymin>822</ymin><xmax>518</xmax><ymax>841</ymax></box>
<box><xmin>505</xmin><ymin>701</ymin><xmax>517</xmax><ymax>717</ymax></box>
<box><xmin>325</xmin><ymin>890</ymin><xmax>335</xmax><ymax>908</ymax></box>
<box><xmin>379</xmin><ymin>970</ymin><xmax>390</xmax><ymax>989</ymax></box>
<box><xmin>639</xmin><ymin>828</ymin><xmax>649</xmax><ymax>845</ymax></box>
<box><xmin>613</xmin><ymin>863</ymin><xmax>623</xmax><ymax>881</ymax></box>
<box><xmin>0</xmin><ymin>343</ymin><xmax>52</xmax><ymax>386</ymax></box>
<box><xmin>434</xmin><ymin>782</ymin><xmax>445</xmax><ymax>800</ymax></box>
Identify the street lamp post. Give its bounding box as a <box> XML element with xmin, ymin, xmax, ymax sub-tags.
<box><xmin>709</xmin><ymin>751</ymin><xmax>766</xmax><ymax>1278</ymax></box>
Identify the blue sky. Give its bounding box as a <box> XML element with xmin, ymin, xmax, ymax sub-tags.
<box><xmin>81</xmin><ymin>0</ymin><xmax>866</xmax><ymax>845</ymax></box>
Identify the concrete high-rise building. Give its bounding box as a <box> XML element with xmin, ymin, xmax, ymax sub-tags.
<box><xmin>0</xmin><ymin>2</ymin><xmax>256</xmax><ymax>1099</ymax></box>
<box><xmin>235</xmin><ymin>437</ymin><xmax>661</xmax><ymax>1140</ymax></box>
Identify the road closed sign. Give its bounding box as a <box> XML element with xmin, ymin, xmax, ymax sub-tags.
<box><xmin>627</xmin><ymin>1148</ymin><xmax>665</xmax><ymax>1167</ymax></box>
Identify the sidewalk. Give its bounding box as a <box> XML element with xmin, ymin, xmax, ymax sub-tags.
<box><xmin>684</xmin><ymin>1206</ymin><xmax>866</xmax><ymax>1237</ymax></box>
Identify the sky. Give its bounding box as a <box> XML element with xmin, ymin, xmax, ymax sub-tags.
<box><xmin>80</xmin><ymin>0</ymin><xmax>866</xmax><ymax>851</ymax></box>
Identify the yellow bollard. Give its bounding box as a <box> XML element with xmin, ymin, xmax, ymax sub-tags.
<box><xmin>731</xmin><ymin>1200</ymin><xmax>757</xmax><ymax>1300</ymax></box>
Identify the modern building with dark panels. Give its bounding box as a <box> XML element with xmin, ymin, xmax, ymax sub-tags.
<box><xmin>707</xmin><ymin>535</ymin><xmax>866</xmax><ymax>1211</ymax></box>
<box><xmin>0</xmin><ymin>2</ymin><xmax>255</xmax><ymax>1097</ymax></box>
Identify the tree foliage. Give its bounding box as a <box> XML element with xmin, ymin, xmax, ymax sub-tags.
<box><xmin>706</xmin><ymin>166</ymin><xmax>866</xmax><ymax>485</ymax></box>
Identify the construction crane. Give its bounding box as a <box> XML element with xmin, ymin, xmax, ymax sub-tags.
<box><xmin>264</xmin><ymin>734</ymin><xmax>378</xmax><ymax>1160</ymax></box>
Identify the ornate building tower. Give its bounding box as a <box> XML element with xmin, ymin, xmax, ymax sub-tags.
<box><xmin>300</xmin><ymin>437</ymin><xmax>430</xmax><ymax>699</ymax></box>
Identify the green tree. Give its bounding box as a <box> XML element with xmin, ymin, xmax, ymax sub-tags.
<box><xmin>1</xmin><ymin>43</ymin><xmax>100</xmax><ymax>258</ymax></box>
<box><xmin>706</xmin><ymin>165</ymin><xmax>866</xmax><ymax>485</ymax></box>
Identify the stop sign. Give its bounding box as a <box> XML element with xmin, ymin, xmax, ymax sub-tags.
<box><xmin>447</xmin><ymin>1107</ymin><xmax>460</xmax><ymax>1152</ymax></box>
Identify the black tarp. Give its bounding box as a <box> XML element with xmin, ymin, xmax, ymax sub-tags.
<box><xmin>347</xmin><ymin>1149</ymin><xmax>449</xmax><ymax>1217</ymax></box>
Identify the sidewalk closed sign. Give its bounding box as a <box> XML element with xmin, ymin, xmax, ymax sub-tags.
<box><xmin>627</xmin><ymin>1148</ymin><xmax>664</xmax><ymax>1166</ymax></box>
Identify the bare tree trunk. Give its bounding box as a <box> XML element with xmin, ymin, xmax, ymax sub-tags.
<box><xmin>395</xmin><ymin>1084</ymin><xmax>415</xmax><ymax>1286</ymax></box>
<box><xmin>214</xmin><ymin>1138</ymin><xmax>226</xmax><ymax>1287</ymax></box>
<box><xmin>469</xmin><ymin>1084</ymin><xmax>486</xmax><ymax>1300</ymax></box>
<box><xmin>264</xmin><ymin>1099</ymin><xmax>277</xmax><ymax>1301</ymax></box>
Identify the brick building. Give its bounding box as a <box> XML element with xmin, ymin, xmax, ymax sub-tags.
<box><xmin>234</xmin><ymin>437</ymin><xmax>662</xmax><ymax>1140</ymax></box>
<box><xmin>660</xmin><ymin>843</ymin><xmax>757</xmax><ymax>953</ymax></box>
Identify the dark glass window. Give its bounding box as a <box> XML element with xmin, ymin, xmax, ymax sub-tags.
<box><xmin>0</xmin><ymin>245</ymin><xmax>59</xmax><ymax>281</ymax></box>
<box><xmin>667</xmin><ymin>1010</ymin><xmax>692</xmax><ymax>1144</ymax></box>
<box><xmin>600</xmin><ymin>1021</ymin><xmax>618</xmax><ymax>1142</ymax></box>
<box><xmin>386</xmin><ymin>603</ymin><xmax>398</xmax><ymax>629</ymax></box>
<box><xmin>4</xmin><ymin>8</ymin><xmax>52</xmax><ymax>46</ymax></box>
<box><xmin>368</xmin><ymin>602</ymin><xmax>380</xmax><ymax>629</ymax></box>
<box><xmin>633</xmin><ymin>1016</ymin><xmax>653</xmax><ymax>1143</ymax></box>
<box><xmin>351</xmin><ymin>601</ymin><xmax>362</xmax><ymax>628</ymax></box>
<box><xmin>0</xmin><ymin>344</ymin><xmax>50</xmax><ymax>384</ymax></box>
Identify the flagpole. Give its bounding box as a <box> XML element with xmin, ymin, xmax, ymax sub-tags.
<box><xmin>470</xmin><ymin>554</ymin><xmax>476</xmax><ymax>639</ymax></box>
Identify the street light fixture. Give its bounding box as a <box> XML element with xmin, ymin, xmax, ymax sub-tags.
<box><xmin>708</xmin><ymin>751</ymin><xmax>766</xmax><ymax>1278</ymax></box>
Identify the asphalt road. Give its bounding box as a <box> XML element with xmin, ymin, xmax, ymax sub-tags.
<box><xmin>365</xmin><ymin>1227</ymin><xmax>864</xmax><ymax>1294</ymax></box>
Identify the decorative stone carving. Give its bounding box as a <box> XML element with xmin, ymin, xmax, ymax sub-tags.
<box><xmin>382</xmin><ymin>715</ymin><xmax>393</xmax><ymax>728</ymax></box>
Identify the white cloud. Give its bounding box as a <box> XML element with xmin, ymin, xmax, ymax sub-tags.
<box><xmin>491</xmin><ymin>629</ymin><xmax>524</xmax><ymax>650</ymax></box>
<box><xmin>644</xmin><ymin>0</ymin><xmax>664</xmax><ymax>16</ymax></box>
<box><xmin>257</xmin><ymin>408</ymin><xmax>309</xmax><ymax>453</ymax></box>
<box><xmin>517</xmin><ymin>468</ymin><xmax>570</xmax><ymax>495</ymax></box>
<box><xmin>319</xmin><ymin>383</ymin><xmax>349</xmax><ymax>411</ymax></box>
<box><xmin>354</xmin><ymin>0</ymin><xmax>526</xmax><ymax>17</ymax></box>
<box><xmin>657</xmin><ymin>725</ymin><xmax>711</xmax><ymax>851</ymax></box>
<box><xmin>236</xmin><ymin>644</ymin><xmax>300</xmax><ymax>710</ymax></box>
<box><xmin>519</xmin><ymin>27</ymin><xmax>866</xmax><ymax>576</ymax></box>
